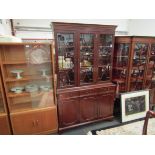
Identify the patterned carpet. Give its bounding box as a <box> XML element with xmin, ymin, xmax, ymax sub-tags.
<box><xmin>88</xmin><ymin>118</ymin><xmax>155</xmax><ymax>135</ymax></box>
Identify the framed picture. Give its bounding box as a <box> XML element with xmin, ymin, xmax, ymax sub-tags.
<box><xmin>121</xmin><ymin>90</ymin><xmax>149</xmax><ymax>122</ymax></box>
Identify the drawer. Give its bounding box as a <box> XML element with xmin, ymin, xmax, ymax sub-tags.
<box><xmin>11</xmin><ymin>108</ymin><xmax>58</xmax><ymax>135</ymax></box>
<box><xmin>80</xmin><ymin>89</ymin><xmax>97</xmax><ymax>97</ymax></box>
<box><xmin>58</xmin><ymin>91</ymin><xmax>79</xmax><ymax>99</ymax></box>
<box><xmin>0</xmin><ymin>115</ymin><xmax>11</xmax><ymax>135</ymax></box>
<box><xmin>97</xmin><ymin>86</ymin><xmax>116</xmax><ymax>94</ymax></box>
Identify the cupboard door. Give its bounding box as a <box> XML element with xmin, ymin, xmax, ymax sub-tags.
<box><xmin>56</xmin><ymin>33</ymin><xmax>76</xmax><ymax>88</ymax></box>
<box><xmin>11</xmin><ymin>108</ymin><xmax>57</xmax><ymax>135</ymax></box>
<box><xmin>0</xmin><ymin>115</ymin><xmax>11</xmax><ymax>135</ymax></box>
<box><xmin>80</xmin><ymin>96</ymin><xmax>97</xmax><ymax>122</ymax></box>
<box><xmin>58</xmin><ymin>98</ymin><xmax>79</xmax><ymax>127</ymax></box>
<box><xmin>112</xmin><ymin>43</ymin><xmax>130</xmax><ymax>92</ymax></box>
<box><xmin>129</xmin><ymin>43</ymin><xmax>149</xmax><ymax>91</ymax></box>
<box><xmin>97</xmin><ymin>34</ymin><xmax>113</xmax><ymax>82</ymax></box>
<box><xmin>79</xmin><ymin>33</ymin><xmax>96</xmax><ymax>85</ymax></box>
<box><xmin>98</xmin><ymin>93</ymin><xmax>114</xmax><ymax>118</ymax></box>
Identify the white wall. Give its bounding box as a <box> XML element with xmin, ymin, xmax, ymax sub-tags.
<box><xmin>13</xmin><ymin>19</ymin><xmax>129</xmax><ymax>39</ymax></box>
<box><xmin>128</xmin><ymin>19</ymin><xmax>155</xmax><ymax>36</ymax></box>
<box><xmin>0</xmin><ymin>19</ymin><xmax>11</xmax><ymax>35</ymax></box>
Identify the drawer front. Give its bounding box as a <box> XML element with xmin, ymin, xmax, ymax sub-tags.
<box><xmin>98</xmin><ymin>86</ymin><xmax>116</xmax><ymax>94</ymax></box>
<box><xmin>80</xmin><ymin>89</ymin><xmax>97</xmax><ymax>97</ymax></box>
<box><xmin>11</xmin><ymin>108</ymin><xmax>58</xmax><ymax>135</ymax></box>
<box><xmin>0</xmin><ymin>115</ymin><xmax>11</xmax><ymax>135</ymax></box>
<box><xmin>58</xmin><ymin>91</ymin><xmax>79</xmax><ymax>100</ymax></box>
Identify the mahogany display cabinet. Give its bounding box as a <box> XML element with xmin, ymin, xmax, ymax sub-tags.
<box><xmin>0</xmin><ymin>69</ymin><xmax>11</xmax><ymax>134</ymax></box>
<box><xmin>52</xmin><ymin>22</ymin><xmax>117</xmax><ymax>131</ymax></box>
<box><xmin>0</xmin><ymin>43</ymin><xmax>58</xmax><ymax>135</ymax></box>
<box><xmin>113</xmin><ymin>36</ymin><xmax>155</xmax><ymax>107</ymax></box>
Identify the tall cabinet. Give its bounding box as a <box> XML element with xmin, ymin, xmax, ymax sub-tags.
<box><xmin>53</xmin><ymin>22</ymin><xmax>117</xmax><ymax>131</ymax></box>
<box><xmin>113</xmin><ymin>36</ymin><xmax>155</xmax><ymax>107</ymax></box>
<box><xmin>0</xmin><ymin>43</ymin><xmax>58</xmax><ymax>134</ymax></box>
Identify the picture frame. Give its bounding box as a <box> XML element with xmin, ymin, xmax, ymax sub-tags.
<box><xmin>121</xmin><ymin>90</ymin><xmax>149</xmax><ymax>123</ymax></box>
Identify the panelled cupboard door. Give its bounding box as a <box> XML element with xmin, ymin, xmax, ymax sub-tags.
<box><xmin>58</xmin><ymin>98</ymin><xmax>80</xmax><ymax>127</ymax></box>
<box><xmin>0</xmin><ymin>115</ymin><xmax>11</xmax><ymax>135</ymax></box>
<box><xmin>80</xmin><ymin>96</ymin><xmax>98</xmax><ymax>122</ymax></box>
<box><xmin>97</xmin><ymin>94</ymin><xmax>114</xmax><ymax>118</ymax></box>
<box><xmin>11</xmin><ymin>108</ymin><xmax>58</xmax><ymax>135</ymax></box>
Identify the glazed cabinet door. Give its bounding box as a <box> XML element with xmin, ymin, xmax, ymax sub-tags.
<box><xmin>80</xmin><ymin>95</ymin><xmax>97</xmax><ymax>122</ymax></box>
<box><xmin>97</xmin><ymin>34</ymin><xmax>114</xmax><ymax>82</ymax></box>
<box><xmin>58</xmin><ymin>98</ymin><xmax>80</xmax><ymax>127</ymax></box>
<box><xmin>97</xmin><ymin>93</ymin><xmax>114</xmax><ymax>118</ymax></box>
<box><xmin>55</xmin><ymin>32</ymin><xmax>77</xmax><ymax>88</ymax></box>
<box><xmin>129</xmin><ymin>43</ymin><xmax>149</xmax><ymax>91</ymax></box>
<box><xmin>79</xmin><ymin>33</ymin><xmax>96</xmax><ymax>86</ymax></box>
<box><xmin>113</xmin><ymin>43</ymin><xmax>130</xmax><ymax>92</ymax></box>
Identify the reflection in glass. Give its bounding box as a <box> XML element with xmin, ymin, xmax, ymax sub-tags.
<box><xmin>57</xmin><ymin>33</ymin><xmax>75</xmax><ymax>88</ymax></box>
<box><xmin>80</xmin><ymin>34</ymin><xmax>94</xmax><ymax>85</ymax></box>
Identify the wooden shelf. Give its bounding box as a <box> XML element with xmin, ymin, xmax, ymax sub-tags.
<box><xmin>8</xmin><ymin>91</ymin><xmax>46</xmax><ymax>98</ymax></box>
<box><xmin>11</xmin><ymin>106</ymin><xmax>55</xmax><ymax>114</ymax></box>
<box><xmin>113</xmin><ymin>67</ymin><xmax>127</xmax><ymax>70</ymax></box>
<box><xmin>2</xmin><ymin>61</ymin><xmax>51</xmax><ymax>65</ymax></box>
<box><xmin>114</xmin><ymin>56</ymin><xmax>128</xmax><ymax>58</ymax></box>
<box><xmin>112</xmin><ymin>78</ymin><xmax>125</xmax><ymax>83</ymax></box>
<box><xmin>5</xmin><ymin>75</ymin><xmax>53</xmax><ymax>82</ymax></box>
<box><xmin>2</xmin><ymin>61</ymin><xmax>27</xmax><ymax>65</ymax></box>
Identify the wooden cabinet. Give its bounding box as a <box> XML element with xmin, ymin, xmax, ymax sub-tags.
<box><xmin>113</xmin><ymin>37</ymin><xmax>155</xmax><ymax>93</ymax></box>
<box><xmin>0</xmin><ymin>43</ymin><xmax>58</xmax><ymax>134</ymax></box>
<box><xmin>58</xmin><ymin>98</ymin><xmax>79</xmax><ymax>127</ymax></box>
<box><xmin>98</xmin><ymin>93</ymin><xmax>114</xmax><ymax>118</ymax></box>
<box><xmin>113</xmin><ymin>36</ymin><xmax>155</xmax><ymax>108</ymax></box>
<box><xmin>80</xmin><ymin>95</ymin><xmax>98</xmax><ymax>122</ymax></box>
<box><xmin>11</xmin><ymin>108</ymin><xmax>57</xmax><ymax>135</ymax></box>
<box><xmin>0</xmin><ymin>114</ymin><xmax>11</xmax><ymax>134</ymax></box>
<box><xmin>53</xmin><ymin>22</ymin><xmax>117</xmax><ymax>131</ymax></box>
<box><xmin>57</xmin><ymin>83</ymin><xmax>116</xmax><ymax>131</ymax></box>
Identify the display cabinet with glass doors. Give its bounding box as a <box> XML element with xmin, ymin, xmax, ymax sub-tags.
<box><xmin>0</xmin><ymin>43</ymin><xmax>58</xmax><ymax>135</ymax></box>
<box><xmin>113</xmin><ymin>36</ymin><xmax>155</xmax><ymax>109</ymax></box>
<box><xmin>53</xmin><ymin>22</ymin><xmax>117</xmax><ymax>131</ymax></box>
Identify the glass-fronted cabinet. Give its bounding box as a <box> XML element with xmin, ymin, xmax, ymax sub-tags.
<box><xmin>53</xmin><ymin>23</ymin><xmax>117</xmax><ymax>89</ymax></box>
<box><xmin>1</xmin><ymin>44</ymin><xmax>55</xmax><ymax>113</ymax></box>
<box><xmin>0</xmin><ymin>43</ymin><xmax>58</xmax><ymax>135</ymax></box>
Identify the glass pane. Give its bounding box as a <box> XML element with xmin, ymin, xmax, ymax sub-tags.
<box><xmin>57</xmin><ymin>33</ymin><xmax>75</xmax><ymax>88</ymax></box>
<box><xmin>98</xmin><ymin>34</ymin><xmax>113</xmax><ymax>81</ymax></box>
<box><xmin>133</xmin><ymin>43</ymin><xmax>148</xmax><ymax>67</ymax></box>
<box><xmin>3</xmin><ymin>44</ymin><xmax>54</xmax><ymax>112</ymax></box>
<box><xmin>80</xmin><ymin>33</ymin><xmax>94</xmax><ymax>85</ymax></box>
<box><xmin>130</xmin><ymin>43</ymin><xmax>148</xmax><ymax>91</ymax></box>
<box><xmin>145</xmin><ymin>44</ymin><xmax>155</xmax><ymax>89</ymax></box>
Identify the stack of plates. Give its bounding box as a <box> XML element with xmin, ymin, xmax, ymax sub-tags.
<box><xmin>10</xmin><ymin>86</ymin><xmax>24</xmax><ymax>94</ymax></box>
<box><xmin>25</xmin><ymin>84</ymin><xmax>39</xmax><ymax>93</ymax></box>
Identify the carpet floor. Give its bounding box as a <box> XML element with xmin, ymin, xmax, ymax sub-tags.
<box><xmin>88</xmin><ymin>118</ymin><xmax>155</xmax><ymax>135</ymax></box>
